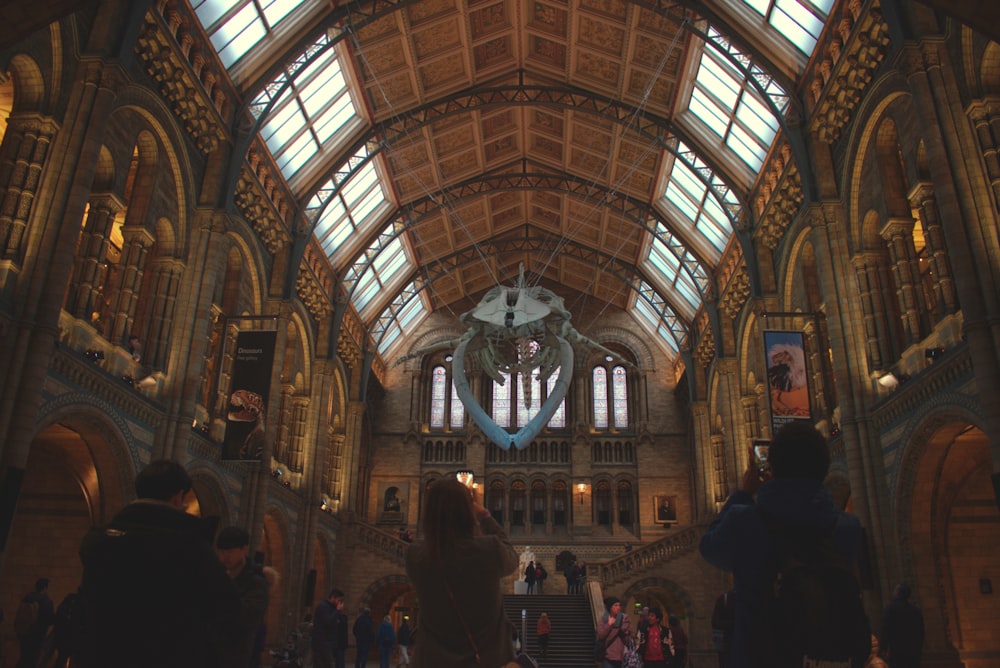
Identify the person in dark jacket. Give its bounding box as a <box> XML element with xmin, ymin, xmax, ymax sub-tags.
<box><xmin>880</xmin><ymin>583</ymin><xmax>924</xmax><ymax>668</ymax></box>
<box><xmin>51</xmin><ymin>588</ymin><xmax>80</xmax><ymax>668</ymax></box>
<box><xmin>698</xmin><ymin>422</ymin><xmax>865</xmax><ymax>668</ymax></box>
<box><xmin>312</xmin><ymin>588</ymin><xmax>346</xmax><ymax>668</ymax></box>
<box><xmin>376</xmin><ymin>615</ymin><xmax>396</xmax><ymax>668</ymax></box>
<box><xmin>667</xmin><ymin>615</ymin><xmax>688</xmax><ymax>668</ymax></box>
<box><xmin>15</xmin><ymin>577</ymin><xmax>55</xmax><ymax>668</ymax></box>
<box><xmin>524</xmin><ymin>560</ymin><xmax>536</xmax><ymax>594</ymax></box>
<box><xmin>75</xmin><ymin>459</ymin><xmax>242</xmax><ymax>668</ymax></box>
<box><xmin>353</xmin><ymin>607</ymin><xmax>375</xmax><ymax>668</ymax></box>
<box><xmin>216</xmin><ymin>526</ymin><xmax>270</xmax><ymax>668</ymax></box>
<box><xmin>396</xmin><ymin>616</ymin><xmax>413</xmax><ymax>666</ymax></box>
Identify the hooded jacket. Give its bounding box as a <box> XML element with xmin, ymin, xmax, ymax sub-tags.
<box><xmin>698</xmin><ymin>477</ymin><xmax>863</xmax><ymax>668</ymax></box>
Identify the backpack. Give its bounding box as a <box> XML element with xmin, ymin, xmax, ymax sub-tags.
<box><xmin>535</xmin><ymin>567</ymin><xmax>543</xmax><ymax>580</ymax></box>
<box><xmin>14</xmin><ymin>597</ymin><xmax>39</xmax><ymax>635</ymax></box>
<box><xmin>755</xmin><ymin>509</ymin><xmax>871</xmax><ymax>668</ymax></box>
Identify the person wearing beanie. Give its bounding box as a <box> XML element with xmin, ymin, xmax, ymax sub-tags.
<box><xmin>597</xmin><ymin>596</ymin><xmax>633</xmax><ymax>667</ymax></box>
<box><xmin>216</xmin><ymin>526</ymin><xmax>270</xmax><ymax>668</ymax></box>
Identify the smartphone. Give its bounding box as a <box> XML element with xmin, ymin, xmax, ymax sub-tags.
<box><xmin>753</xmin><ymin>439</ymin><xmax>771</xmax><ymax>474</ymax></box>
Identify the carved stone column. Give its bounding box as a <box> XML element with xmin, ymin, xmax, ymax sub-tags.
<box><xmin>910</xmin><ymin>182</ymin><xmax>958</xmax><ymax>317</ymax></box>
<box><xmin>69</xmin><ymin>194</ymin><xmax>123</xmax><ymax>320</ymax></box>
<box><xmin>0</xmin><ymin>116</ymin><xmax>58</xmax><ymax>261</ymax></box>
<box><xmin>289</xmin><ymin>396</ymin><xmax>309</xmax><ymax>474</ymax></box>
<box><xmin>852</xmin><ymin>253</ymin><xmax>892</xmax><ymax>371</ymax></box>
<box><xmin>108</xmin><ymin>225</ymin><xmax>154</xmax><ymax>345</ymax></box>
<box><xmin>880</xmin><ymin>218</ymin><xmax>923</xmax><ymax>345</ymax></box>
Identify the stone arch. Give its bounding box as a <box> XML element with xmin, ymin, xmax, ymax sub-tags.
<box><xmin>590</xmin><ymin>325</ymin><xmax>656</xmax><ymax>370</ymax></box>
<box><xmin>358</xmin><ymin>574</ymin><xmax>413</xmax><ymax>620</ymax></box>
<box><xmin>621</xmin><ymin>576</ymin><xmax>696</xmax><ymax>622</ymax></box>
<box><xmin>0</xmin><ymin>401</ymin><xmax>136</xmax><ymax>628</ymax></box>
<box><xmin>979</xmin><ymin>40</ymin><xmax>1000</xmax><ymax>94</ymax></box>
<box><xmin>397</xmin><ymin>326</ymin><xmax>465</xmax><ymax>371</ymax></box>
<box><xmin>261</xmin><ymin>506</ymin><xmax>293</xmax><ymax>642</ymax></box>
<box><xmin>5</xmin><ymin>53</ymin><xmax>46</xmax><ymax>112</ymax></box>
<box><xmin>186</xmin><ymin>465</ymin><xmax>232</xmax><ymax>527</ymax></box>
<box><xmin>893</xmin><ymin>401</ymin><xmax>988</xmax><ymax>659</ymax></box>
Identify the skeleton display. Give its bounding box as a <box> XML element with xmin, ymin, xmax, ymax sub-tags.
<box><xmin>398</xmin><ymin>266</ymin><xmax>625</xmax><ymax>450</ymax></box>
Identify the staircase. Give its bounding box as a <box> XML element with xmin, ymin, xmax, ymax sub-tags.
<box><xmin>504</xmin><ymin>593</ymin><xmax>596</xmax><ymax>667</ymax></box>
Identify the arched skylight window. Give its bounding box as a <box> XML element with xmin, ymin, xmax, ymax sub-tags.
<box><xmin>254</xmin><ymin>43</ymin><xmax>362</xmax><ymax>181</ymax></box>
<box><xmin>314</xmin><ymin>155</ymin><xmax>391</xmax><ymax>262</ymax></box>
<box><xmin>349</xmin><ymin>229</ymin><xmax>410</xmax><ymax>315</ymax></box>
<box><xmin>740</xmin><ymin>0</ymin><xmax>834</xmax><ymax>55</ymax></box>
<box><xmin>632</xmin><ymin>282</ymin><xmax>682</xmax><ymax>355</ymax></box>
<box><xmin>374</xmin><ymin>283</ymin><xmax>428</xmax><ymax>356</ymax></box>
<box><xmin>192</xmin><ymin>0</ymin><xmax>306</xmax><ymax>68</ymax></box>
<box><xmin>686</xmin><ymin>30</ymin><xmax>786</xmax><ymax>171</ymax></box>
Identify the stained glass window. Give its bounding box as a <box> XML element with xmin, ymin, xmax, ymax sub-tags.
<box><xmin>612</xmin><ymin>366</ymin><xmax>629</xmax><ymax>429</ymax></box>
<box><xmin>450</xmin><ymin>380</ymin><xmax>464</xmax><ymax>428</ymax></box>
<box><xmin>547</xmin><ymin>371</ymin><xmax>566</xmax><ymax>428</ymax></box>
<box><xmin>492</xmin><ymin>373</ymin><xmax>511</xmax><ymax>428</ymax></box>
<box><xmin>593</xmin><ymin>367</ymin><xmax>608</xmax><ymax>429</ymax></box>
<box><xmin>429</xmin><ymin>365</ymin><xmax>446</xmax><ymax>428</ymax></box>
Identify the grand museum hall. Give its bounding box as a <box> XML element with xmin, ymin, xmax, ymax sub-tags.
<box><xmin>0</xmin><ymin>0</ymin><xmax>998</xmax><ymax>665</ymax></box>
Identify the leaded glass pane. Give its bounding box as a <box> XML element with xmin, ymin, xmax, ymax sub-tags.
<box><xmin>450</xmin><ymin>380</ymin><xmax>464</xmax><ymax>428</ymax></box>
<box><xmin>547</xmin><ymin>369</ymin><xmax>566</xmax><ymax>428</ymax></box>
<box><xmin>430</xmin><ymin>366</ymin><xmax>446</xmax><ymax>428</ymax></box>
<box><xmin>593</xmin><ymin>367</ymin><xmax>608</xmax><ymax>429</ymax></box>
<box><xmin>493</xmin><ymin>373</ymin><xmax>511</xmax><ymax>428</ymax></box>
<box><xmin>612</xmin><ymin>366</ymin><xmax>628</xmax><ymax>428</ymax></box>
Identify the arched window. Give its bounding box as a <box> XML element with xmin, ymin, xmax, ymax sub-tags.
<box><xmin>428</xmin><ymin>361</ymin><xmax>464</xmax><ymax>430</ymax></box>
<box><xmin>492</xmin><ymin>367</ymin><xmax>566</xmax><ymax>430</ymax></box>
<box><xmin>531</xmin><ymin>481</ymin><xmax>546</xmax><ymax>525</ymax></box>
<box><xmin>617</xmin><ymin>481</ymin><xmax>634</xmax><ymax>527</ymax></box>
<box><xmin>593</xmin><ymin>361</ymin><xmax>630</xmax><ymax>430</ymax></box>
<box><xmin>487</xmin><ymin>481</ymin><xmax>504</xmax><ymax>524</ymax></box>
<box><xmin>552</xmin><ymin>481</ymin><xmax>567</xmax><ymax>526</ymax></box>
<box><xmin>595</xmin><ymin>480</ymin><xmax>612</xmax><ymax>526</ymax></box>
<box><xmin>510</xmin><ymin>481</ymin><xmax>526</xmax><ymax>526</ymax></box>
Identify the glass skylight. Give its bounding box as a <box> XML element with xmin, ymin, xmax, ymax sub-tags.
<box><xmin>192</xmin><ymin>0</ymin><xmax>306</xmax><ymax>69</ymax></box>
<box><xmin>632</xmin><ymin>282</ymin><xmax>682</xmax><ymax>354</ymax></box>
<box><xmin>256</xmin><ymin>44</ymin><xmax>361</xmax><ymax>181</ymax></box>
<box><xmin>688</xmin><ymin>44</ymin><xmax>781</xmax><ymax>170</ymax></box>
<box><xmin>741</xmin><ymin>0</ymin><xmax>833</xmax><ymax>54</ymax></box>
<box><xmin>349</xmin><ymin>231</ymin><xmax>410</xmax><ymax>315</ymax></box>
<box><xmin>313</xmin><ymin>154</ymin><xmax>391</xmax><ymax>262</ymax></box>
<box><xmin>375</xmin><ymin>283</ymin><xmax>429</xmax><ymax>356</ymax></box>
<box><xmin>662</xmin><ymin>150</ymin><xmax>732</xmax><ymax>254</ymax></box>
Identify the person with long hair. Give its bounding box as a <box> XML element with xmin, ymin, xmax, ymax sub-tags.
<box><xmin>405</xmin><ymin>477</ymin><xmax>519</xmax><ymax>667</ymax></box>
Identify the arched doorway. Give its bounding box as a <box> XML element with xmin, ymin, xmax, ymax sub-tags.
<box><xmin>0</xmin><ymin>414</ymin><xmax>131</xmax><ymax>662</ymax></box>
<box><xmin>903</xmin><ymin>421</ymin><xmax>999</xmax><ymax>666</ymax></box>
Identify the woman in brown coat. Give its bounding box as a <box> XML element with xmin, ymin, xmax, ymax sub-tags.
<box><xmin>405</xmin><ymin>478</ymin><xmax>519</xmax><ymax>667</ymax></box>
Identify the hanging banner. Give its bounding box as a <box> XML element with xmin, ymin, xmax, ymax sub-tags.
<box><xmin>222</xmin><ymin>330</ymin><xmax>277</xmax><ymax>461</ymax></box>
<box><xmin>763</xmin><ymin>330</ymin><xmax>811</xmax><ymax>434</ymax></box>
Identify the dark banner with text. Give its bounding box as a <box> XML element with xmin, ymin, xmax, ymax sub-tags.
<box><xmin>763</xmin><ymin>329</ymin><xmax>811</xmax><ymax>435</ymax></box>
<box><xmin>222</xmin><ymin>330</ymin><xmax>277</xmax><ymax>461</ymax></box>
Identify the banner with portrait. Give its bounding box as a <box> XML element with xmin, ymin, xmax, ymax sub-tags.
<box><xmin>222</xmin><ymin>330</ymin><xmax>277</xmax><ymax>461</ymax></box>
<box><xmin>763</xmin><ymin>329</ymin><xmax>811</xmax><ymax>434</ymax></box>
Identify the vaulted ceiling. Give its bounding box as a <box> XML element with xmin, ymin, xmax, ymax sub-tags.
<box><xmin>193</xmin><ymin>0</ymin><xmax>832</xmax><ymax>361</ymax></box>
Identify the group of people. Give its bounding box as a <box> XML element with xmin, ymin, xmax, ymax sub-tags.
<box><xmin>523</xmin><ymin>559</ymin><xmax>548</xmax><ymax>594</ymax></box>
<box><xmin>596</xmin><ymin>598</ymin><xmax>688</xmax><ymax>668</ymax></box>
<box><xmin>563</xmin><ymin>560</ymin><xmax>586</xmax><ymax>594</ymax></box>
<box><xmin>11</xmin><ymin>459</ymin><xmax>274</xmax><ymax>668</ymax></box>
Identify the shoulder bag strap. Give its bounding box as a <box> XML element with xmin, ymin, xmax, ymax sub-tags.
<box><xmin>438</xmin><ymin>555</ymin><xmax>481</xmax><ymax>665</ymax></box>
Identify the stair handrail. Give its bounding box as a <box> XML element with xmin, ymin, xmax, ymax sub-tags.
<box><xmin>353</xmin><ymin>520</ymin><xmax>410</xmax><ymax>566</ymax></box>
<box><xmin>595</xmin><ymin>525</ymin><xmax>704</xmax><ymax>585</ymax></box>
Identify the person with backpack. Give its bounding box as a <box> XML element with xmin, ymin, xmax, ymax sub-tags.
<box><xmin>15</xmin><ymin>577</ymin><xmax>55</xmax><ymax>668</ymax></box>
<box><xmin>75</xmin><ymin>459</ymin><xmax>242</xmax><ymax>668</ymax></box>
<box><xmin>534</xmin><ymin>562</ymin><xmax>547</xmax><ymax>594</ymax></box>
<box><xmin>698</xmin><ymin>421</ymin><xmax>870</xmax><ymax>668</ymax></box>
<box><xmin>596</xmin><ymin>596</ymin><xmax>633</xmax><ymax>667</ymax></box>
<box><xmin>352</xmin><ymin>607</ymin><xmax>375</xmax><ymax>668</ymax></box>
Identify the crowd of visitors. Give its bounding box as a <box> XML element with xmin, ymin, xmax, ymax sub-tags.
<box><xmin>3</xmin><ymin>445</ymin><xmax>925</xmax><ymax>668</ymax></box>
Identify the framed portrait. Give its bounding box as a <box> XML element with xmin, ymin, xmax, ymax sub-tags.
<box><xmin>654</xmin><ymin>495</ymin><xmax>678</xmax><ymax>524</ymax></box>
